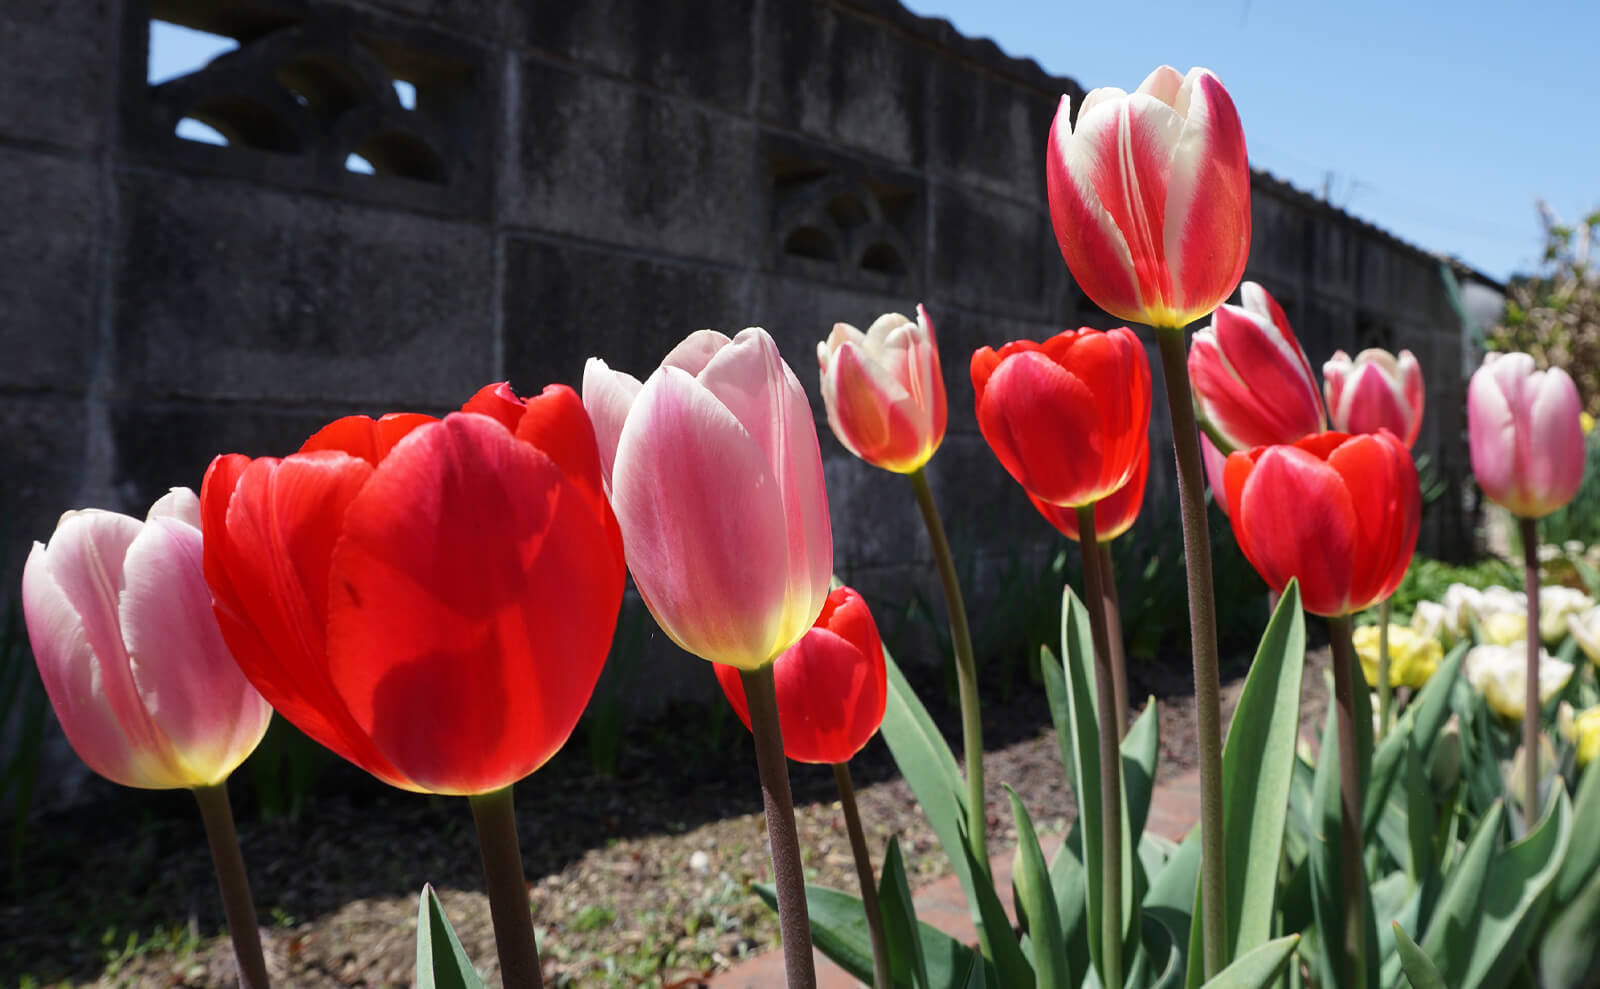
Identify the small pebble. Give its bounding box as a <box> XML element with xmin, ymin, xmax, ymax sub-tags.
<box><xmin>689</xmin><ymin>850</ymin><xmax>712</xmax><ymax>874</ymax></box>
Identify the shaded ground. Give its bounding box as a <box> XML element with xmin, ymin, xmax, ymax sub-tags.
<box><xmin>2</xmin><ymin>641</ymin><xmax>1330</xmax><ymax>988</ymax></box>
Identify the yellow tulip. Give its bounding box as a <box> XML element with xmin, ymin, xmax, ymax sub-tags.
<box><xmin>1355</xmin><ymin>624</ymin><xmax>1442</xmax><ymax>689</ymax></box>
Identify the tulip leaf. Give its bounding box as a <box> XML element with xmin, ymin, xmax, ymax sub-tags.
<box><xmin>1418</xmin><ymin>800</ymin><xmax>1503</xmax><ymax>984</ymax></box>
<box><xmin>1365</xmin><ymin>643</ymin><xmax>1467</xmax><ymax>840</ymax></box>
<box><xmin>1138</xmin><ymin>907</ymin><xmax>1187</xmax><ymax>989</ymax></box>
<box><xmin>1197</xmin><ymin>934</ymin><xmax>1300</xmax><ymax>989</ymax></box>
<box><xmin>755</xmin><ymin>882</ymin><xmax>979</xmax><ymax>989</ymax></box>
<box><xmin>1124</xmin><ymin>697</ymin><xmax>1161</xmax><ymax>843</ymax></box>
<box><xmin>1459</xmin><ymin>788</ymin><xmax>1572</xmax><ymax>989</ymax></box>
<box><xmin>1048</xmin><ymin>821</ymin><xmax>1091</xmax><ymax>987</ymax></box>
<box><xmin>956</xmin><ymin>822</ymin><xmax>1034</xmax><ymax>986</ymax></box>
<box><xmin>1554</xmin><ymin>751</ymin><xmax>1600</xmax><ymax>907</ymax></box>
<box><xmin>1392</xmin><ymin>922</ymin><xmax>1446</xmax><ymax>989</ymax></box>
<box><xmin>415</xmin><ymin>884</ymin><xmax>486</xmax><ymax>989</ymax></box>
<box><xmin>1306</xmin><ymin>704</ymin><xmax>1380</xmax><ymax>989</ymax></box>
<box><xmin>1006</xmin><ymin>786</ymin><xmax>1067</xmax><ymax>988</ymax></box>
<box><xmin>879</xmin><ymin>647</ymin><xmax>981</xmax><ymax>928</ymax></box>
<box><xmin>1183</xmin><ymin>581</ymin><xmax>1306</xmax><ymax>988</ymax></box>
<box><xmin>1538</xmin><ymin>858</ymin><xmax>1600</xmax><ymax>989</ymax></box>
<box><xmin>879</xmin><ymin>837</ymin><xmax>931</xmax><ymax>989</ymax></box>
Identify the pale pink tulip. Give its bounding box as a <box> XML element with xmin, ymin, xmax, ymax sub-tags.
<box><xmin>1189</xmin><ymin>281</ymin><xmax>1326</xmax><ymax>455</ymax></box>
<box><xmin>584</xmin><ymin>328</ymin><xmax>833</xmax><ymax>670</ymax></box>
<box><xmin>1324</xmin><ymin>348</ymin><xmax>1425</xmax><ymax>448</ymax></box>
<box><xmin>1046</xmin><ymin>65</ymin><xmax>1251</xmax><ymax>330</ymax></box>
<box><xmin>21</xmin><ymin>489</ymin><xmax>272</xmax><ymax>789</ymax></box>
<box><xmin>1468</xmin><ymin>352</ymin><xmax>1585</xmax><ymax>519</ymax></box>
<box><xmin>817</xmin><ymin>306</ymin><xmax>947</xmax><ymax>474</ymax></box>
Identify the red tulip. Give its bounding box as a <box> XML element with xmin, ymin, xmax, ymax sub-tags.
<box><xmin>1188</xmin><ymin>282</ymin><xmax>1325</xmax><ymax>454</ymax></box>
<box><xmin>201</xmin><ymin>383</ymin><xmax>626</xmax><ymax>796</ymax></box>
<box><xmin>1324</xmin><ymin>348</ymin><xmax>1425</xmax><ymax>448</ymax></box>
<box><xmin>971</xmin><ymin>327</ymin><xmax>1152</xmax><ymax>509</ymax></box>
<box><xmin>1031</xmin><ymin>434</ymin><xmax>1149</xmax><ymax>541</ymax></box>
<box><xmin>1223</xmin><ymin>431</ymin><xmax>1419</xmax><ymax>617</ymax></box>
<box><xmin>1046</xmin><ymin>65</ymin><xmax>1251</xmax><ymax>330</ymax></box>
<box><xmin>713</xmin><ymin>586</ymin><xmax>886</xmax><ymax>765</ymax></box>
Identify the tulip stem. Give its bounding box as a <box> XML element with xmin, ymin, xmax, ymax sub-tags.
<box><xmin>908</xmin><ymin>469</ymin><xmax>989</xmax><ymax>877</ymax></box>
<box><xmin>468</xmin><ymin>787</ymin><xmax>544</xmax><ymax>989</ymax></box>
<box><xmin>741</xmin><ymin>665</ymin><xmax>817</xmax><ymax>988</ymax></box>
<box><xmin>1376</xmin><ymin>598</ymin><xmax>1393</xmax><ymax>740</ymax></box>
<box><xmin>833</xmin><ymin>762</ymin><xmax>892</xmax><ymax>989</ymax></box>
<box><xmin>1098</xmin><ymin>541</ymin><xmax>1130</xmax><ymax>739</ymax></box>
<box><xmin>1076</xmin><ymin>504</ymin><xmax>1125</xmax><ymax>989</ymax></box>
<box><xmin>1328</xmin><ymin>615</ymin><xmax>1368</xmax><ymax>989</ymax></box>
<box><xmin>1153</xmin><ymin>326</ymin><xmax>1228</xmax><ymax>978</ymax></box>
<box><xmin>1521</xmin><ymin>516</ymin><xmax>1543</xmax><ymax>833</ymax></box>
<box><xmin>192</xmin><ymin>783</ymin><xmax>270</xmax><ymax>989</ymax></box>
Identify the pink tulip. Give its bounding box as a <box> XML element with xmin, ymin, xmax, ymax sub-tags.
<box><xmin>817</xmin><ymin>306</ymin><xmax>948</xmax><ymax>474</ymax></box>
<box><xmin>1046</xmin><ymin>65</ymin><xmax>1251</xmax><ymax>330</ymax></box>
<box><xmin>584</xmin><ymin>328</ymin><xmax>833</xmax><ymax>670</ymax></box>
<box><xmin>1189</xmin><ymin>281</ymin><xmax>1326</xmax><ymax>454</ymax></box>
<box><xmin>1468</xmin><ymin>352</ymin><xmax>1585</xmax><ymax>518</ymax></box>
<box><xmin>21</xmin><ymin>489</ymin><xmax>272</xmax><ymax>790</ymax></box>
<box><xmin>1324</xmin><ymin>348</ymin><xmax>1425</xmax><ymax>448</ymax></box>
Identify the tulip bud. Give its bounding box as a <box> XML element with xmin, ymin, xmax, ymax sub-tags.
<box><xmin>22</xmin><ymin>489</ymin><xmax>273</xmax><ymax>790</ymax></box>
<box><xmin>1189</xmin><ymin>282</ymin><xmax>1325</xmax><ymax>455</ymax></box>
<box><xmin>585</xmin><ymin>328</ymin><xmax>833</xmax><ymax>670</ymax></box>
<box><xmin>1429</xmin><ymin>715</ymin><xmax>1462</xmax><ymax>793</ymax></box>
<box><xmin>817</xmin><ymin>307</ymin><xmax>947</xmax><ymax>474</ymax></box>
<box><xmin>1323</xmin><ymin>348</ymin><xmax>1425</xmax><ymax>448</ymax></box>
<box><xmin>1468</xmin><ymin>352</ymin><xmax>1585</xmax><ymax>519</ymax></box>
<box><xmin>1506</xmin><ymin>734</ymin><xmax>1557</xmax><ymax>815</ymax></box>
<box><xmin>1046</xmin><ymin>66</ymin><xmax>1251</xmax><ymax>329</ymax></box>
<box><xmin>713</xmin><ymin>586</ymin><xmax>887</xmax><ymax>765</ymax></box>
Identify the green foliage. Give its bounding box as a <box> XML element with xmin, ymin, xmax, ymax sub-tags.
<box><xmin>415</xmin><ymin>884</ymin><xmax>486</xmax><ymax>989</ymax></box>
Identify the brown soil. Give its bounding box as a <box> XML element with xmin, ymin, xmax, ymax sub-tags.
<box><xmin>2</xmin><ymin>643</ymin><xmax>1331</xmax><ymax>988</ymax></box>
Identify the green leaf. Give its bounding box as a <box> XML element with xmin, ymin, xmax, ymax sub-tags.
<box><xmin>1419</xmin><ymin>801</ymin><xmax>1504</xmax><ymax>985</ymax></box>
<box><xmin>1554</xmin><ymin>751</ymin><xmax>1600</xmax><ymax>907</ymax></box>
<box><xmin>1140</xmin><ymin>907</ymin><xmax>1188</xmax><ymax>989</ymax></box>
<box><xmin>958</xmin><ymin>824</ymin><xmax>1034</xmax><ymax>986</ymax></box>
<box><xmin>1043</xmin><ymin>586</ymin><xmax>1134</xmax><ymax>987</ymax></box>
<box><xmin>879</xmin><ymin>837</ymin><xmax>930</xmax><ymax>989</ymax></box>
<box><xmin>1186</xmin><ymin>582</ymin><xmax>1307</xmax><ymax>988</ymax></box>
<box><xmin>757</xmin><ymin>883</ymin><xmax>978</xmax><ymax>989</ymax></box>
<box><xmin>1048</xmin><ymin>823</ymin><xmax>1091</xmax><ymax>987</ymax></box>
<box><xmin>415</xmin><ymin>884</ymin><xmax>486</xmax><ymax>989</ymax></box>
<box><xmin>1539</xmin><ymin>859</ymin><xmax>1600</xmax><ymax>989</ymax></box>
<box><xmin>1197</xmin><ymin>934</ymin><xmax>1300</xmax><ymax>988</ymax></box>
<box><xmin>1305</xmin><ymin>704</ymin><xmax>1379</xmax><ymax>989</ymax></box>
<box><xmin>1007</xmin><ymin>787</ymin><xmax>1068</xmax><ymax>988</ymax></box>
<box><xmin>1459</xmin><ymin>788</ymin><xmax>1572</xmax><ymax>989</ymax></box>
<box><xmin>1365</xmin><ymin>643</ymin><xmax>1467</xmax><ymax>839</ymax></box>
<box><xmin>1393</xmin><ymin>922</ymin><xmax>1446</xmax><ymax>989</ymax></box>
<box><xmin>1124</xmin><ymin>697</ymin><xmax>1161</xmax><ymax>842</ymax></box>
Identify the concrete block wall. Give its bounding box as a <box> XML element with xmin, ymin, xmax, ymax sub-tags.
<box><xmin>2</xmin><ymin>0</ymin><xmax>1491</xmax><ymax>804</ymax></box>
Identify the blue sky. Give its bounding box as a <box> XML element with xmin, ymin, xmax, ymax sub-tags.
<box><xmin>152</xmin><ymin>2</ymin><xmax>1596</xmax><ymax>282</ymax></box>
<box><xmin>904</xmin><ymin>0</ymin><xmax>1599</xmax><ymax>284</ymax></box>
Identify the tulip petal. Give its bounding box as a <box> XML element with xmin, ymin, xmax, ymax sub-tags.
<box><xmin>1047</xmin><ymin>97</ymin><xmax>1142</xmax><ymax>324</ymax></box>
<box><xmin>121</xmin><ymin>518</ymin><xmax>270</xmax><ymax>784</ymax></box>
<box><xmin>325</xmin><ymin>412</ymin><xmax>623</xmax><ymax>795</ymax></box>
<box><xmin>1235</xmin><ymin>445</ymin><xmax>1358</xmax><ymax>616</ymax></box>
<box><xmin>662</xmin><ymin>329</ymin><xmax>733</xmax><ymax>376</ymax></box>
<box><xmin>1526</xmin><ymin>368</ymin><xmax>1585</xmax><ymax>515</ymax></box>
<box><xmin>1468</xmin><ymin>362</ymin><xmax>1518</xmax><ymax>509</ymax></box>
<box><xmin>1164</xmin><ymin>70</ymin><xmax>1250</xmax><ymax>325</ymax></box>
<box><xmin>147</xmin><ymin>487</ymin><xmax>202</xmax><ymax>528</ymax></box>
<box><xmin>612</xmin><ymin>366</ymin><xmax>793</xmax><ymax>668</ymax></box>
<box><xmin>460</xmin><ymin>382</ymin><xmax>528</xmax><ymax>433</ymax></box>
<box><xmin>301</xmin><ymin>413</ymin><xmax>438</xmax><ymax>465</ymax></box>
<box><xmin>977</xmin><ymin>350</ymin><xmax>1105</xmax><ymax>506</ymax></box>
<box><xmin>1327</xmin><ymin>433</ymin><xmax>1419</xmax><ymax>607</ymax></box>
<box><xmin>581</xmin><ymin>358</ymin><xmax>644</xmax><ymax>490</ymax></box>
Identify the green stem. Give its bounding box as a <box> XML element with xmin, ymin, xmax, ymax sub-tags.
<box><xmin>468</xmin><ymin>787</ymin><xmax>544</xmax><ymax>989</ymax></box>
<box><xmin>1152</xmin><ymin>326</ymin><xmax>1228</xmax><ymax>977</ymax></box>
<box><xmin>1328</xmin><ymin>616</ymin><xmax>1368</xmax><ymax>989</ymax></box>
<box><xmin>741</xmin><ymin>665</ymin><xmax>817</xmax><ymax>988</ymax></box>
<box><xmin>1098</xmin><ymin>540</ymin><xmax>1130</xmax><ymax>739</ymax></box>
<box><xmin>1076</xmin><ymin>504</ymin><xmax>1125</xmax><ymax>989</ymax></box>
<box><xmin>908</xmin><ymin>469</ymin><xmax>988</xmax><ymax>871</ymax></box>
<box><xmin>1521</xmin><ymin>516</ymin><xmax>1543</xmax><ymax>832</ymax></box>
<box><xmin>192</xmin><ymin>783</ymin><xmax>270</xmax><ymax>989</ymax></box>
<box><xmin>833</xmin><ymin>762</ymin><xmax>891</xmax><ymax>989</ymax></box>
<box><xmin>1376</xmin><ymin>597</ymin><xmax>1393</xmax><ymax>740</ymax></box>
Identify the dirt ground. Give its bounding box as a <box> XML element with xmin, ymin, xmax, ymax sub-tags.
<box><xmin>2</xmin><ymin>641</ymin><xmax>1331</xmax><ymax>988</ymax></box>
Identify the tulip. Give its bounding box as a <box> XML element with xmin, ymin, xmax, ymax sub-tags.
<box><xmin>1323</xmin><ymin>348</ymin><xmax>1425</xmax><ymax>448</ymax></box>
<box><xmin>1045</xmin><ymin>65</ymin><xmax>1250</xmax><ymax>330</ymax></box>
<box><xmin>971</xmin><ymin>327</ymin><xmax>1152</xmax><ymax>509</ymax></box>
<box><xmin>817</xmin><ymin>307</ymin><xmax>947</xmax><ymax>474</ymax></box>
<box><xmin>1410</xmin><ymin>600</ymin><xmax>1456</xmax><ymax>650</ymax></box>
<box><xmin>202</xmin><ymin>383</ymin><xmax>626</xmax><ymax>797</ymax></box>
<box><xmin>1468</xmin><ymin>352</ymin><xmax>1585</xmax><ymax>519</ymax></box>
<box><xmin>1464</xmin><ymin>642</ymin><xmax>1572</xmax><ymax>721</ymax></box>
<box><xmin>584</xmin><ymin>328</ymin><xmax>832</xmax><ymax>670</ymax></box>
<box><xmin>1483</xmin><ymin>612</ymin><xmax>1529</xmax><ymax>648</ymax></box>
<box><xmin>1569</xmin><ymin>606</ymin><xmax>1600</xmax><ymax>666</ymax></box>
<box><xmin>1540</xmin><ymin>586</ymin><xmax>1593</xmax><ymax>645</ymax></box>
<box><xmin>1559</xmin><ymin>703</ymin><xmax>1600</xmax><ymax>767</ymax></box>
<box><xmin>1223</xmin><ymin>431</ymin><xmax>1420</xmax><ymax>617</ymax></box>
<box><xmin>1188</xmin><ymin>282</ymin><xmax>1325</xmax><ymax>455</ymax></box>
<box><xmin>713</xmin><ymin>586</ymin><xmax>886</xmax><ymax>765</ymax></box>
<box><xmin>1031</xmin><ymin>437</ymin><xmax>1149</xmax><ymax>542</ymax></box>
<box><xmin>1355</xmin><ymin>624</ymin><xmax>1441</xmax><ymax>690</ymax></box>
<box><xmin>22</xmin><ymin>489</ymin><xmax>272</xmax><ymax>789</ymax></box>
